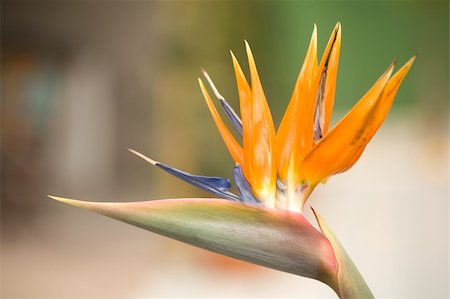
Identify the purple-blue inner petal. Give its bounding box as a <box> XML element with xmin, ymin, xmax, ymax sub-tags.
<box><xmin>219</xmin><ymin>99</ymin><xmax>243</xmax><ymax>137</ymax></box>
<box><xmin>232</xmin><ymin>164</ymin><xmax>260</xmax><ymax>204</ymax></box>
<box><xmin>156</xmin><ymin>162</ymin><xmax>241</xmax><ymax>201</ymax></box>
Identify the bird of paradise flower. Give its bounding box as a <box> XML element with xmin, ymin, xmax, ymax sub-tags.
<box><xmin>50</xmin><ymin>23</ymin><xmax>415</xmax><ymax>298</ymax></box>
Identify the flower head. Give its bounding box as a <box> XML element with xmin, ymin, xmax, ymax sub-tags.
<box><xmin>196</xmin><ymin>23</ymin><xmax>414</xmax><ymax>212</ymax></box>
<box><xmin>50</xmin><ymin>23</ymin><xmax>414</xmax><ymax>298</ymax></box>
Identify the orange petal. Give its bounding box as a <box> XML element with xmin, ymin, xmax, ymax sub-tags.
<box><xmin>372</xmin><ymin>56</ymin><xmax>416</xmax><ymax>133</ymax></box>
<box><xmin>276</xmin><ymin>25</ymin><xmax>318</xmax><ymax>184</ymax></box>
<box><xmin>230</xmin><ymin>50</ymin><xmax>252</xmax><ymax>123</ymax></box>
<box><xmin>244</xmin><ymin>41</ymin><xmax>277</xmax><ymax>206</ymax></box>
<box><xmin>198</xmin><ymin>78</ymin><xmax>245</xmax><ymax>167</ymax></box>
<box><xmin>340</xmin><ymin>56</ymin><xmax>416</xmax><ymax>172</ymax></box>
<box><xmin>314</xmin><ymin>22</ymin><xmax>342</xmax><ymax>141</ymax></box>
<box><xmin>299</xmin><ymin>61</ymin><xmax>399</xmax><ymax>188</ymax></box>
<box><xmin>231</xmin><ymin>50</ymin><xmax>252</xmax><ymax>181</ymax></box>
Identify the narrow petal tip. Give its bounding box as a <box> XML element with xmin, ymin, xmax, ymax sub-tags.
<box><xmin>198</xmin><ymin>76</ymin><xmax>245</xmax><ymax>166</ymax></box>
<box><xmin>389</xmin><ymin>59</ymin><xmax>397</xmax><ymax>71</ymax></box>
<box><xmin>406</xmin><ymin>54</ymin><xmax>417</xmax><ymax>66</ymax></box>
<box><xmin>202</xmin><ymin>68</ymin><xmax>220</xmax><ymax>96</ymax></box>
<box><xmin>202</xmin><ymin>69</ymin><xmax>224</xmax><ymax>100</ymax></box>
<box><xmin>335</xmin><ymin>21</ymin><xmax>341</xmax><ymax>31</ymax></box>
<box><xmin>244</xmin><ymin>39</ymin><xmax>250</xmax><ymax>50</ymax></box>
<box><xmin>230</xmin><ymin>50</ymin><xmax>243</xmax><ymax>75</ymax></box>
<box><xmin>392</xmin><ymin>55</ymin><xmax>415</xmax><ymax>81</ymax></box>
<box><xmin>128</xmin><ymin>148</ymin><xmax>158</xmax><ymax>165</ymax></box>
<box><xmin>378</xmin><ymin>60</ymin><xmax>397</xmax><ymax>84</ymax></box>
<box><xmin>230</xmin><ymin>51</ymin><xmax>240</xmax><ymax>70</ymax></box>
<box><xmin>310</xmin><ymin>24</ymin><xmax>317</xmax><ymax>43</ymax></box>
<box><xmin>244</xmin><ymin>41</ymin><xmax>254</xmax><ymax>65</ymax></box>
<box><xmin>244</xmin><ymin>40</ymin><xmax>255</xmax><ymax>65</ymax></box>
<box><xmin>333</xmin><ymin>22</ymin><xmax>341</xmax><ymax>42</ymax></box>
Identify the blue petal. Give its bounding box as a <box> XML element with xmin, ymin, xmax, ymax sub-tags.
<box><xmin>156</xmin><ymin>162</ymin><xmax>241</xmax><ymax>201</ymax></box>
<box><xmin>128</xmin><ymin>148</ymin><xmax>240</xmax><ymax>201</ymax></box>
<box><xmin>232</xmin><ymin>164</ymin><xmax>260</xmax><ymax>204</ymax></box>
<box><xmin>219</xmin><ymin>99</ymin><xmax>243</xmax><ymax>137</ymax></box>
<box><xmin>157</xmin><ymin>162</ymin><xmax>230</xmax><ymax>191</ymax></box>
<box><xmin>202</xmin><ymin>69</ymin><xmax>243</xmax><ymax>136</ymax></box>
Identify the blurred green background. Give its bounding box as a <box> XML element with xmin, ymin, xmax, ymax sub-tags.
<box><xmin>2</xmin><ymin>1</ymin><xmax>448</xmax><ymax>298</ymax></box>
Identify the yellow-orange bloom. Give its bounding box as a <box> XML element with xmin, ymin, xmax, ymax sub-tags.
<box><xmin>199</xmin><ymin>23</ymin><xmax>414</xmax><ymax>212</ymax></box>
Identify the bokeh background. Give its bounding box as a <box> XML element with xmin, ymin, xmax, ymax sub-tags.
<box><xmin>2</xmin><ymin>1</ymin><xmax>448</xmax><ymax>298</ymax></box>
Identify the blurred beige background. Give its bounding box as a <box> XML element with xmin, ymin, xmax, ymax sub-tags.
<box><xmin>1</xmin><ymin>1</ymin><xmax>448</xmax><ymax>299</ymax></box>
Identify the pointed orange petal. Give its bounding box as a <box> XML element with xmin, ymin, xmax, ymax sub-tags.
<box><xmin>231</xmin><ymin>50</ymin><xmax>252</xmax><ymax>181</ymax></box>
<box><xmin>340</xmin><ymin>56</ymin><xmax>416</xmax><ymax>172</ymax></box>
<box><xmin>230</xmin><ymin>50</ymin><xmax>252</xmax><ymax>122</ymax></box>
<box><xmin>373</xmin><ymin>56</ymin><xmax>416</xmax><ymax>133</ymax></box>
<box><xmin>276</xmin><ymin>25</ymin><xmax>318</xmax><ymax>184</ymax></box>
<box><xmin>298</xmin><ymin>61</ymin><xmax>397</xmax><ymax>188</ymax></box>
<box><xmin>198</xmin><ymin>78</ymin><xmax>245</xmax><ymax>167</ymax></box>
<box><xmin>244</xmin><ymin>41</ymin><xmax>277</xmax><ymax>206</ymax></box>
<box><xmin>314</xmin><ymin>22</ymin><xmax>342</xmax><ymax>141</ymax></box>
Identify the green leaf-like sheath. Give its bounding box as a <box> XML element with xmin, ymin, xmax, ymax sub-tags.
<box><xmin>312</xmin><ymin>208</ymin><xmax>374</xmax><ymax>299</ymax></box>
<box><xmin>50</xmin><ymin>196</ymin><xmax>339</xmax><ymax>293</ymax></box>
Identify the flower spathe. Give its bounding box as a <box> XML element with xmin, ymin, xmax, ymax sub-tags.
<box><xmin>50</xmin><ymin>23</ymin><xmax>414</xmax><ymax>299</ymax></box>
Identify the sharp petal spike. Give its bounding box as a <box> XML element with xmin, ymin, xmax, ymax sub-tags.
<box><xmin>201</xmin><ymin>69</ymin><xmax>225</xmax><ymax>101</ymax></box>
<box><xmin>128</xmin><ymin>148</ymin><xmax>157</xmax><ymax>165</ymax></box>
<box><xmin>371</xmin><ymin>55</ymin><xmax>415</xmax><ymax>131</ymax></box>
<box><xmin>202</xmin><ymin>69</ymin><xmax>243</xmax><ymax>136</ymax></box>
<box><xmin>129</xmin><ymin>149</ymin><xmax>240</xmax><ymax>201</ymax></box>
<box><xmin>198</xmin><ymin>78</ymin><xmax>245</xmax><ymax>167</ymax></box>
<box><xmin>299</xmin><ymin>60</ymin><xmax>410</xmax><ymax>189</ymax></box>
